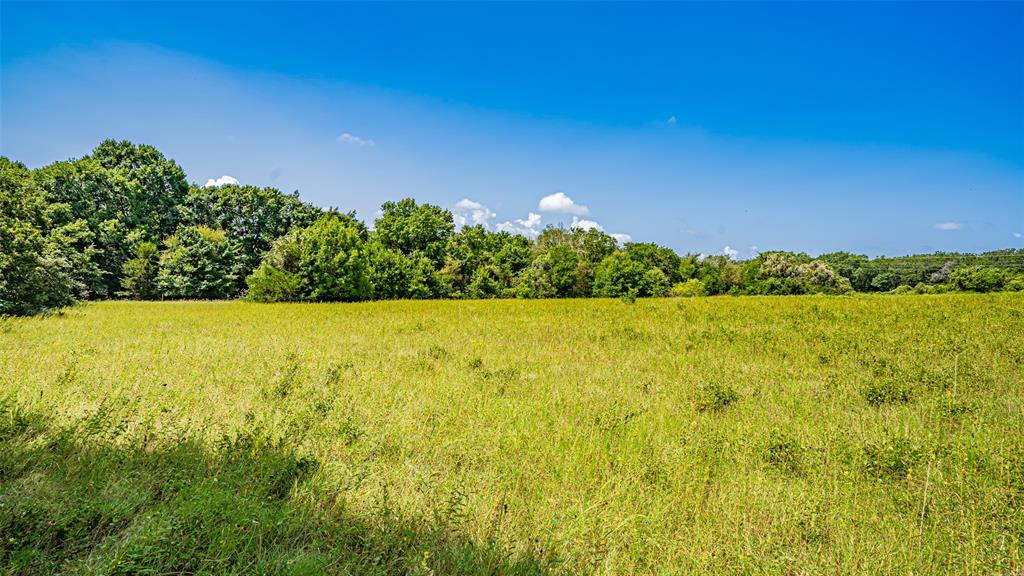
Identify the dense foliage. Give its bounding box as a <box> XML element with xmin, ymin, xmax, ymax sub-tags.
<box><xmin>2</xmin><ymin>141</ymin><xmax>1022</xmax><ymax>314</ymax></box>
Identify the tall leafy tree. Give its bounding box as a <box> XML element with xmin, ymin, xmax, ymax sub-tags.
<box><xmin>0</xmin><ymin>158</ymin><xmax>74</xmax><ymax>315</ymax></box>
<box><xmin>374</xmin><ymin>198</ymin><xmax>454</xmax><ymax>264</ymax></box>
<box><xmin>182</xmin><ymin>184</ymin><xmax>322</xmax><ymax>279</ymax></box>
<box><xmin>155</xmin><ymin>226</ymin><xmax>242</xmax><ymax>299</ymax></box>
<box><xmin>89</xmin><ymin>140</ymin><xmax>189</xmax><ymax>238</ymax></box>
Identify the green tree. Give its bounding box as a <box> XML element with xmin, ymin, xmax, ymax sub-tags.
<box><xmin>156</xmin><ymin>226</ymin><xmax>242</xmax><ymax>299</ymax></box>
<box><xmin>90</xmin><ymin>140</ymin><xmax>189</xmax><ymax>238</ymax></box>
<box><xmin>246</xmin><ymin>213</ymin><xmax>372</xmax><ymax>302</ymax></box>
<box><xmin>366</xmin><ymin>241</ymin><xmax>412</xmax><ymax>300</ymax></box>
<box><xmin>374</xmin><ymin>198</ymin><xmax>454</xmax><ymax>264</ymax></box>
<box><xmin>183</xmin><ymin>184</ymin><xmax>322</xmax><ymax>279</ymax></box>
<box><xmin>593</xmin><ymin>251</ymin><xmax>649</xmax><ymax>298</ymax></box>
<box><xmin>0</xmin><ymin>158</ymin><xmax>74</xmax><ymax>315</ymax></box>
<box><xmin>121</xmin><ymin>241</ymin><xmax>160</xmax><ymax>299</ymax></box>
<box><xmin>949</xmin><ymin>266</ymin><xmax>1007</xmax><ymax>292</ymax></box>
<box><xmin>32</xmin><ymin>141</ymin><xmax>189</xmax><ymax>296</ymax></box>
<box><xmin>624</xmin><ymin>242</ymin><xmax>683</xmax><ymax>284</ymax></box>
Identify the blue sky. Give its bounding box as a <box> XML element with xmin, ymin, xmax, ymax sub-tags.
<box><xmin>2</xmin><ymin>2</ymin><xmax>1022</xmax><ymax>257</ymax></box>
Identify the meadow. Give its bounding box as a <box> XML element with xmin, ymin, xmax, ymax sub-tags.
<box><xmin>1</xmin><ymin>294</ymin><xmax>1022</xmax><ymax>575</ymax></box>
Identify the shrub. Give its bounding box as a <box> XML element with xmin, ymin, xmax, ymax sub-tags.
<box><xmin>1006</xmin><ymin>274</ymin><xmax>1024</xmax><ymax>292</ymax></box>
<box><xmin>246</xmin><ymin>213</ymin><xmax>372</xmax><ymax>303</ymax></box>
<box><xmin>245</xmin><ymin>264</ymin><xmax>304</xmax><ymax>303</ymax></box>
<box><xmin>949</xmin><ymin>266</ymin><xmax>1008</xmax><ymax>292</ymax></box>
<box><xmin>120</xmin><ymin>241</ymin><xmax>160</xmax><ymax>299</ymax></box>
<box><xmin>366</xmin><ymin>242</ymin><xmax>414</xmax><ymax>300</ymax></box>
<box><xmin>593</xmin><ymin>252</ymin><xmax>670</xmax><ymax>298</ymax></box>
<box><xmin>467</xmin><ymin>265</ymin><xmax>504</xmax><ymax>299</ymax></box>
<box><xmin>671</xmin><ymin>278</ymin><xmax>707</xmax><ymax>297</ymax></box>
<box><xmin>644</xmin><ymin>267</ymin><xmax>671</xmax><ymax>297</ymax></box>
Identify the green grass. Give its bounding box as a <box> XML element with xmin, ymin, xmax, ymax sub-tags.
<box><xmin>1</xmin><ymin>294</ymin><xmax>1022</xmax><ymax>574</ymax></box>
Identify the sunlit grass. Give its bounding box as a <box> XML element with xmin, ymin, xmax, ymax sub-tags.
<box><xmin>2</xmin><ymin>294</ymin><xmax>1022</xmax><ymax>574</ymax></box>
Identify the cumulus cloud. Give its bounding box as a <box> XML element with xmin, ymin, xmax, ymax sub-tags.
<box><xmin>933</xmin><ymin>222</ymin><xmax>963</xmax><ymax>231</ymax></box>
<box><xmin>452</xmin><ymin>198</ymin><xmax>496</xmax><ymax>228</ymax></box>
<box><xmin>203</xmin><ymin>175</ymin><xmax>239</xmax><ymax>188</ymax></box>
<box><xmin>1014</xmin><ymin>232</ymin><xmax>1022</xmax><ymax>239</ymax></box>
<box><xmin>666</xmin><ymin>115</ymin><xmax>677</xmax><ymax>125</ymax></box>
<box><xmin>538</xmin><ymin>191</ymin><xmax>589</xmax><ymax>215</ymax></box>
<box><xmin>496</xmin><ymin>212</ymin><xmax>544</xmax><ymax>239</ymax></box>
<box><xmin>569</xmin><ymin>217</ymin><xmax>631</xmax><ymax>243</ymax></box>
<box><xmin>723</xmin><ymin>245</ymin><xmax>738</xmax><ymax>259</ymax></box>
<box><xmin>570</xmin><ymin>217</ymin><xmax>603</xmax><ymax>231</ymax></box>
<box><xmin>337</xmin><ymin>132</ymin><xmax>375</xmax><ymax>146</ymax></box>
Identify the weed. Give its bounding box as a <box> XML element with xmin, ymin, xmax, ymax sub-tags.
<box><xmin>269</xmin><ymin>352</ymin><xmax>302</xmax><ymax>399</ymax></box>
<box><xmin>863</xmin><ymin>436</ymin><xmax>923</xmax><ymax>481</ymax></box>
<box><xmin>424</xmin><ymin>344</ymin><xmax>449</xmax><ymax>361</ymax></box>
<box><xmin>764</xmin><ymin>429</ymin><xmax>803</xmax><ymax>472</ymax></box>
<box><xmin>696</xmin><ymin>382</ymin><xmax>740</xmax><ymax>412</ymax></box>
<box><xmin>863</xmin><ymin>378</ymin><xmax>916</xmax><ymax>406</ymax></box>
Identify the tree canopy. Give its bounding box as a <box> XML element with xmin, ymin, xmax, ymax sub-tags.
<box><xmin>2</xmin><ymin>141</ymin><xmax>1022</xmax><ymax>315</ymax></box>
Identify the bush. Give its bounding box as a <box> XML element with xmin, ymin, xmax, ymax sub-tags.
<box><xmin>671</xmin><ymin>278</ymin><xmax>707</xmax><ymax>297</ymax></box>
<box><xmin>245</xmin><ymin>263</ymin><xmax>304</xmax><ymax>303</ymax></box>
<box><xmin>644</xmin><ymin>267</ymin><xmax>670</xmax><ymax>297</ymax></box>
<box><xmin>593</xmin><ymin>252</ymin><xmax>670</xmax><ymax>298</ymax></box>
<box><xmin>949</xmin><ymin>266</ymin><xmax>1008</xmax><ymax>292</ymax></box>
<box><xmin>246</xmin><ymin>213</ymin><xmax>372</xmax><ymax>303</ymax></box>
<box><xmin>467</xmin><ymin>265</ymin><xmax>504</xmax><ymax>299</ymax></box>
<box><xmin>120</xmin><ymin>241</ymin><xmax>160</xmax><ymax>299</ymax></box>
<box><xmin>366</xmin><ymin>241</ymin><xmax>414</xmax><ymax>300</ymax></box>
<box><xmin>1006</xmin><ymin>274</ymin><xmax>1024</xmax><ymax>292</ymax></box>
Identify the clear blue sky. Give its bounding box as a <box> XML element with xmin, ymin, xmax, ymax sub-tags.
<box><xmin>2</xmin><ymin>2</ymin><xmax>1022</xmax><ymax>257</ymax></box>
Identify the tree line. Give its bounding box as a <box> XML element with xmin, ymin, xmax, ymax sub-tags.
<box><xmin>2</xmin><ymin>140</ymin><xmax>1022</xmax><ymax>315</ymax></box>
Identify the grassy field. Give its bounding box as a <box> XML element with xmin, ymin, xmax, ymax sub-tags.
<box><xmin>1</xmin><ymin>294</ymin><xmax>1022</xmax><ymax>574</ymax></box>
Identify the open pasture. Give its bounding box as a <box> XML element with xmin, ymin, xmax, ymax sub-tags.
<box><xmin>1</xmin><ymin>294</ymin><xmax>1022</xmax><ymax>574</ymax></box>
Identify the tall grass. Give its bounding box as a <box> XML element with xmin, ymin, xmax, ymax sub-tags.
<box><xmin>1</xmin><ymin>294</ymin><xmax>1021</xmax><ymax>574</ymax></box>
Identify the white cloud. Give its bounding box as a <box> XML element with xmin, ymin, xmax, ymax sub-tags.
<box><xmin>1014</xmin><ymin>232</ymin><xmax>1022</xmax><ymax>239</ymax></box>
<box><xmin>666</xmin><ymin>115</ymin><xmax>677</xmax><ymax>125</ymax></box>
<box><xmin>723</xmin><ymin>245</ymin><xmax>738</xmax><ymax>259</ymax></box>
<box><xmin>203</xmin><ymin>175</ymin><xmax>239</xmax><ymax>188</ymax></box>
<box><xmin>933</xmin><ymin>222</ymin><xmax>963</xmax><ymax>231</ymax></box>
<box><xmin>538</xmin><ymin>191</ymin><xmax>589</xmax><ymax>215</ymax></box>
<box><xmin>496</xmin><ymin>212</ymin><xmax>544</xmax><ymax>239</ymax></box>
<box><xmin>452</xmin><ymin>198</ymin><xmax>497</xmax><ymax>228</ymax></box>
<box><xmin>337</xmin><ymin>132</ymin><xmax>375</xmax><ymax>146</ymax></box>
<box><xmin>570</xmin><ymin>217</ymin><xmax>631</xmax><ymax>243</ymax></box>
<box><xmin>519</xmin><ymin>212</ymin><xmax>542</xmax><ymax>229</ymax></box>
<box><xmin>570</xmin><ymin>216</ymin><xmax>603</xmax><ymax>231</ymax></box>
